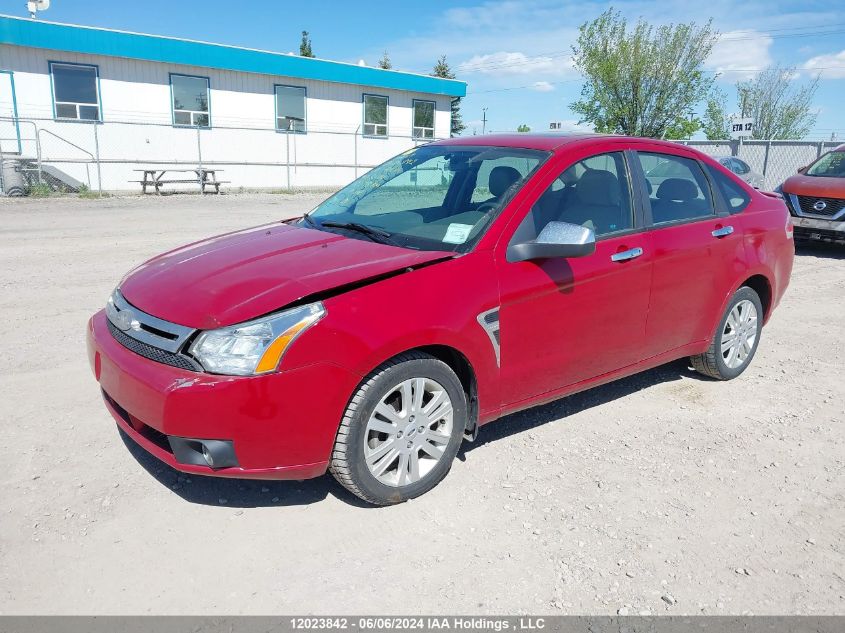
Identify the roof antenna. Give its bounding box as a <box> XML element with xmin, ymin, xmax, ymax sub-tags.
<box><xmin>27</xmin><ymin>0</ymin><xmax>51</xmax><ymax>18</ymax></box>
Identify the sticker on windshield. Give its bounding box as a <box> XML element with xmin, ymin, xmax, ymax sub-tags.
<box><xmin>443</xmin><ymin>223</ymin><xmax>473</xmax><ymax>244</ymax></box>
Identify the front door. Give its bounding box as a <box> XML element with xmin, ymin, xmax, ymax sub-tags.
<box><xmin>495</xmin><ymin>149</ymin><xmax>653</xmax><ymax>407</ymax></box>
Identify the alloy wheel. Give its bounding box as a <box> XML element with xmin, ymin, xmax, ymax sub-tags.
<box><xmin>721</xmin><ymin>299</ymin><xmax>758</xmax><ymax>369</ymax></box>
<box><xmin>364</xmin><ymin>377</ymin><xmax>454</xmax><ymax>487</ymax></box>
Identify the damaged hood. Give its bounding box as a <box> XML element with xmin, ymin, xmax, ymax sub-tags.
<box><xmin>119</xmin><ymin>222</ymin><xmax>452</xmax><ymax>329</ymax></box>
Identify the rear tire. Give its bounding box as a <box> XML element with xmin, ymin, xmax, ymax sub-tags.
<box><xmin>329</xmin><ymin>352</ymin><xmax>466</xmax><ymax>506</ymax></box>
<box><xmin>691</xmin><ymin>286</ymin><xmax>763</xmax><ymax>380</ymax></box>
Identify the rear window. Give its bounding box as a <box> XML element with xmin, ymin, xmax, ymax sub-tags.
<box><xmin>708</xmin><ymin>166</ymin><xmax>751</xmax><ymax>213</ymax></box>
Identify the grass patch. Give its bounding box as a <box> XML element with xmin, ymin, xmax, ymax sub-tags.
<box><xmin>26</xmin><ymin>182</ymin><xmax>53</xmax><ymax>197</ymax></box>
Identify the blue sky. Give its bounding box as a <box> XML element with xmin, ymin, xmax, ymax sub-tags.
<box><xmin>3</xmin><ymin>0</ymin><xmax>843</xmax><ymax>139</ymax></box>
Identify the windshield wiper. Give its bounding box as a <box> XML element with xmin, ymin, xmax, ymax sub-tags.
<box><xmin>300</xmin><ymin>214</ymin><xmax>319</xmax><ymax>227</ymax></box>
<box><xmin>319</xmin><ymin>221</ymin><xmax>399</xmax><ymax>246</ymax></box>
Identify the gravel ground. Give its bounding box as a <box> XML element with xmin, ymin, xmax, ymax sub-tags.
<box><xmin>0</xmin><ymin>194</ymin><xmax>843</xmax><ymax>615</ymax></box>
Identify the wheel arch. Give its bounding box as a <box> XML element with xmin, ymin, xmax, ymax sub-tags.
<box><xmin>348</xmin><ymin>343</ymin><xmax>482</xmax><ymax>439</ymax></box>
<box><xmin>740</xmin><ymin>274</ymin><xmax>773</xmax><ymax>321</ymax></box>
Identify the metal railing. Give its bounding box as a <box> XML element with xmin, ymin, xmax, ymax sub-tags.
<box><xmin>0</xmin><ymin>116</ymin><xmax>446</xmax><ymax>194</ymax></box>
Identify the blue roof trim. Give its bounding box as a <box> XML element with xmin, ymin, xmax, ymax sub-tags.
<box><xmin>0</xmin><ymin>16</ymin><xmax>466</xmax><ymax>97</ymax></box>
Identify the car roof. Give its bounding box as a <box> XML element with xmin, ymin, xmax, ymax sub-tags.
<box><xmin>429</xmin><ymin>133</ymin><xmax>700</xmax><ymax>153</ymax></box>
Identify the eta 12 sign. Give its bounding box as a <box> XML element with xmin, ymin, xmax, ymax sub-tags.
<box><xmin>730</xmin><ymin>117</ymin><xmax>754</xmax><ymax>139</ymax></box>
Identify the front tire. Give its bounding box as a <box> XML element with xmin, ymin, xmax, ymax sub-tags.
<box><xmin>329</xmin><ymin>352</ymin><xmax>466</xmax><ymax>505</ymax></box>
<box><xmin>691</xmin><ymin>286</ymin><xmax>763</xmax><ymax>380</ymax></box>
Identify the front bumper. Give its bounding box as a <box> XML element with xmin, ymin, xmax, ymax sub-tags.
<box><xmin>791</xmin><ymin>216</ymin><xmax>845</xmax><ymax>243</ymax></box>
<box><xmin>87</xmin><ymin>310</ymin><xmax>360</xmax><ymax>479</ymax></box>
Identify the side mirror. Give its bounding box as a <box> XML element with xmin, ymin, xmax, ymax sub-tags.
<box><xmin>797</xmin><ymin>165</ymin><xmax>808</xmax><ymax>174</ymax></box>
<box><xmin>507</xmin><ymin>221</ymin><xmax>596</xmax><ymax>262</ymax></box>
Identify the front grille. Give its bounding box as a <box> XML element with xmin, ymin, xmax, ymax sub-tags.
<box><xmin>797</xmin><ymin>195</ymin><xmax>845</xmax><ymax>218</ymax></box>
<box><xmin>107</xmin><ymin>320</ymin><xmax>200</xmax><ymax>371</ymax></box>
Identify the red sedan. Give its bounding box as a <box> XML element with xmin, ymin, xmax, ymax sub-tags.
<box><xmin>87</xmin><ymin>134</ymin><xmax>794</xmax><ymax>505</ymax></box>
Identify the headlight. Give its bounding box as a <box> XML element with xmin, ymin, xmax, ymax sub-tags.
<box><xmin>189</xmin><ymin>302</ymin><xmax>325</xmax><ymax>376</ymax></box>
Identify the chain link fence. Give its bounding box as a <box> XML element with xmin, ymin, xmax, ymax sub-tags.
<box><xmin>1</xmin><ymin>116</ymin><xmax>840</xmax><ymax>195</ymax></box>
<box><xmin>671</xmin><ymin>139</ymin><xmax>839</xmax><ymax>190</ymax></box>
<box><xmin>0</xmin><ymin>116</ymin><xmax>444</xmax><ymax>195</ymax></box>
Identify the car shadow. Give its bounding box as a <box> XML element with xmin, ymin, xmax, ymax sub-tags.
<box><xmin>120</xmin><ymin>358</ymin><xmax>694</xmax><ymax>508</ymax></box>
<box><xmin>794</xmin><ymin>240</ymin><xmax>845</xmax><ymax>259</ymax></box>
<box><xmin>458</xmin><ymin>358</ymin><xmax>694</xmax><ymax>458</ymax></box>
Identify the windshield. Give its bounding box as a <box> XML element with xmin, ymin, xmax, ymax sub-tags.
<box><xmin>303</xmin><ymin>144</ymin><xmax>550</xmax><ymax>252</ymax></box>
<box><xmin>806</xmin><ymin>151</ymin><xmax>845</xmax><ymax>178</ymax></box>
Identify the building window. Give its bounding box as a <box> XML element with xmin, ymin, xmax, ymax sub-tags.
<box><xmin>413</xmin><ymin>99</ymin><xmax>435</xmax><ymax>139</ymax></box>
<box><xmin>50</xmin><ymin>62</ymin><xmax>100</xmax><ymax>121</ymax></box>
<box><xmin>363</xmin><ymin>94</ymin><xmax>388</xmax><ymax>137</ymax></box>
<box><xmin>275</xmin><ymin>85</ymin><xmax>306</xmax><ymax>133</ymax></box>
<box><xmin>171</xmin><ymin>74</ymin><xmax>210</xmax><ymax>127</ymax></box>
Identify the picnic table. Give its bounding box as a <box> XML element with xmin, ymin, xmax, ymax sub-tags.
<box><xmin>131</xmin><ymin>168</ymin><xmax>229</xmax><ymax>194</ymax></box>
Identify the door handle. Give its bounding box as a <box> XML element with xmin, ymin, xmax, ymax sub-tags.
<box><xmin>712</xmin><ymin>225</ymin><xmax>734</xmax><ymax>238</ymax></box>
<box><xmin>611</xmin><ymin>247</ymin><xmax>643</xmax><ymax>262</ymax></box>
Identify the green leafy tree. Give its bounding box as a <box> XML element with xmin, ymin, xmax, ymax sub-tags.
<box><xmin>377</xmin><ymin>51</ymin><xmax>392</xmax><ymax>70</ymax></box>
<box><xmin>736</xmin><ymin>66</ymin><xmax>819</xmax><ymax>139</ymax></box>
<box><xmin>701</xmin><ymin>87</ymin><xmax>731</xmax><ymax>140</ymax></box>
<box><xmin>664</xmin><ymin>115</ymin><xmax>701</xmax><ymax>140</ymax></box>
<box><xmin>570</xmin><ymin>9</ymin><xmax>718</xmax><ymax>138</ymax></box>
<box><xmin>517</xmin><ymin>124</ymin><xmax>531</xmax><ymax>133</ymax></box>
<box><xmin>299</xmin><ymin>31</ymin><xmax>314</xmax><ymax>58</ymax></box>
<box><xmin>432</xmin><ymin>55</ymin><xmax>466</xmax><ymax>137</ymax></box>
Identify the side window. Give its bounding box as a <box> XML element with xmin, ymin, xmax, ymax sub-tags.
<box><xmin>171</xmin><ymin>74</ymin><xmax>210</xmax><ymax>127</ymax></box>
<box><xmin>518</xmin><ymin>151</ymin><xmax>634</xmax><ymax>240</ymax></box>
<box><xmin>707</xmin><ymin>165</ymin><xmax>751</xmax><ymax>213</ymax></box>
<box><xmin>50</xmin><ymin>62</ymin><xmax>101</xmax><ymax>121</ymax></box>
<box><xmin>412</xmin><ymin>100</ymin><xmax>435</xmax><ymax>139</ymax></box>
<box><xmin>471</xmin><ymin>155</ymin><xmax>541</xmax><ymax>204</ymax></box>
<box><xmin>363</xmin><ymin>94</ymin><xmax>388</xmax><ymax>137</ymax></box>
<box><xmin>637</xmin><ymin>152</ymin><xmax>714</xmax><ymax>224</ymax></box>
<box><xmin>275</xmin><ymin>85</ymin><xmax>306</xmax><ymax>133</ymax></box>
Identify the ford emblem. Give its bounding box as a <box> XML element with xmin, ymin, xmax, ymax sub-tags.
<box><xmin>115</xmin><ymin>309</ymin><xmax>134</xmax><ymax>331</ymax></box>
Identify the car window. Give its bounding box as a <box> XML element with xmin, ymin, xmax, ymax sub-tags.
<box><xmin>637</xmin><ymin>152</ymin><xmax>715</xmax><ymax>224</ymax></box>
<box><xmin>707</xmin><ymin>165</ymin><xmax>751</xmax><ymax>213</ymax></box>
<box><xmin>471</xmin><ymin>156</ymin><xmax>542</xmax><ymax>203</ymax></box>
<box><xmin>733</xmin><ymin>159</ymin><xmax>750</xmax><ymax>175</ymax></box>
<box><xmin>806</xmin><ymin>151</ymin><xmax>845</xmax><ymax>177</ymax></box>
<box><xmin>306</xmin><ymin>144</ymin><xmax>550</xmax><ymax>252</ymax></box>
<box><xmin>520</xmin><ymin>151</ymin><xmax>634</xmax><ymax>239</ymax></box>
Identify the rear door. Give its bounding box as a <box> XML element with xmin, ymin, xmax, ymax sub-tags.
<box><xmin>495</xmin><ymin>147</ymin><xmax>653</xmax><ymax>406</ymax></box>
<box><xmin>632</xmin><ymin>149</ymin><xmax>745</xmax><ymax>357</ymax></box>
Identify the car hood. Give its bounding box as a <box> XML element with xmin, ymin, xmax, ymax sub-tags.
<box><xmin>119</xmin><ymin>222</ymin><xmax>452</xmax><ymax>329</ymax></box>
<box><xmin>782</xmin><ymin>174</ymin><xmax>845</xmax><ymax>197</ymax></box>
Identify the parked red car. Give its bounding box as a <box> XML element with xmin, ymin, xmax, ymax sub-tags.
<box><xmin>777</xmin><ymin>144</ymin><xmax>845</xmax><ymax>244</ymax></box>
<box><xmin>87</xmin><ymin>135</ymin><xmax>794</xmax><ymax>505</ymax></box>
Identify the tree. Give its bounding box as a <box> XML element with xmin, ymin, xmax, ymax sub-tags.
<box><xmin>664</xmin><ymin>115</ymin><xmax>701</xmax><ymax>140</ymax></box>
<box><xmin>517</xmin><ymin>124</ymin><xmax>531</xmax><ymax>133</ymax></box>
<box><xmin>736</xmin><ymin>66</ymin><xmax>819</xmax><ymax>139</ymax></box>
<box><xmin>570</xmin><ymin>9</ymin><xmax>718</xmax><ymax>138</ymax></box>
<box><xmin>432</xmin><ymin>55</ymin><xmax>466</xmax><ymax>136</ymax></box>
<box><xmin>701</xmin><ymin>87</ymin><xmax>731</xmax><ymax>140</ymax></box>
<box><xmin>299</xmin><ymin>31</ymin><xmax>314</xmax><ymax>58</ymax></box>
<box><xmin>377</xmin><ymin>51</ymin><xmax>392</xmax><ymax>70</ymax></box>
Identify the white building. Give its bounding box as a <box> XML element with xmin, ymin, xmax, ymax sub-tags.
<box><xmin>0</xmin><ymin>15</ymin><xmax>466</xmax><ymax>191</ymax></box>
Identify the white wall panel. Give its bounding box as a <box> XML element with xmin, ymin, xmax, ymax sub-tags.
<box><xmin>0</xmin><ymin>44</ymin><xmax>457</xmax><ymax>190</ymax></box>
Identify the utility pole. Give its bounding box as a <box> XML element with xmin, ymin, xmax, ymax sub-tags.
<box><xmin>481</xmin><ymin>108</ymin><xmax>488</xmax><ymax>135</ymax></box>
